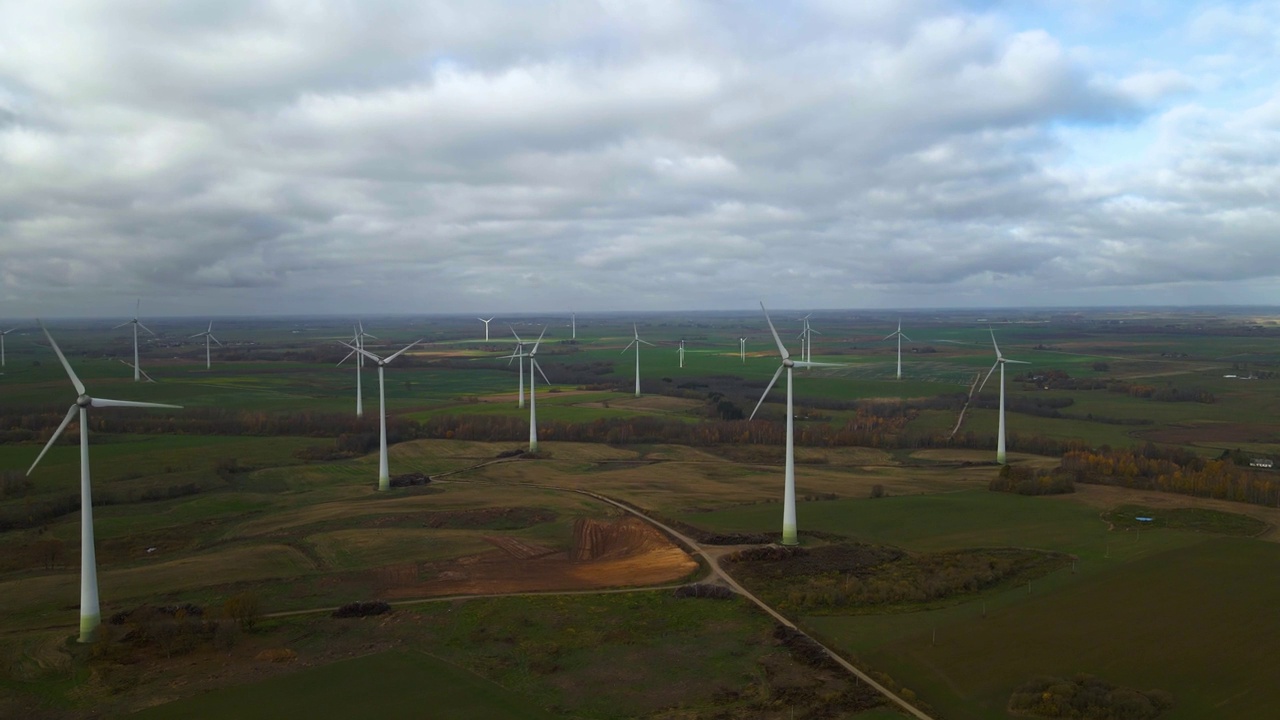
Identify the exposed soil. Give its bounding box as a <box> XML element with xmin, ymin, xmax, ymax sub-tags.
<box><xmin>376</xmin><ymin>516</ymin><xmax>698</xmax><ymax>599</ymax></box>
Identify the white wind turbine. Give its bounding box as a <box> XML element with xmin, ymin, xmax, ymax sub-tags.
<box><xmin>342</xmin><ymin>337</ymin><xmax>422</xmax><ymax>491</ymax></box>
<box><xmin>509</xmin><ymin>327</ymin><xmax>528</xmax><ymax>408</ymax></box>
<box><xmin>525</xmin><ymin>327</ymin><xmax>551</xmax><ymax>452</ymax></box>
<box><xmin>27</xmin><ymin>322</ymin><xmax>182</xmax><ymax>642</ymax></box>
<box><xmin>677</xmin><ymin>339</ymin><xmax>686</xmax><ymax>368</ymax></box>
<box><xmin>478</xmin><ymin>317</ymin><xmax>495</xmax><ymax>341</ymax></box>
<box><xmin>188</xmin><ymin>321</ymin><xmax>223</xmax><ymax>370</ymax></box>
<box><xmin>337</xmin><ymin>322</ymin><xmax>376</xmax><ymax>418</ymax></box>
<box><xmin>750</xmin><ymin>303</ymin><xmax>843</xmax><ymax>546</ymax></box>
<box><xmin>621</xmin><ymin>324</ymin><xmax>654</xmax><ymax>397</ymax></box>
<box><xmin>796</xmin><ymin>315</ymin><xmax>821</xmax><ymax>363</ymax></box>
<box><xmin>113</xmin><ymin>299</ymin><xmax>155</xmax><ymax>382</ymax></box>
<box><xmin>0</xmin><ymin>326</ymin><xmax>18</xmax><ymax>367</ymax></box>
<box><xmin>570</xmin><ymin>312</ymin><xmax>577</xmax><ymax>341</ymax></box>
<box><xmin>738</xmin><ymin>337</ymin><xmax>747</xmax><ymax>363</ymax></box>
<box><xmin>883</xmin><ymin>319</ymin><xmax>912</xmax><ymax>380</ymax></box>
<box><xmin>978</xmin><ymin>328</ymin><xmax>1029</xmax><ymax>465</ymax></box>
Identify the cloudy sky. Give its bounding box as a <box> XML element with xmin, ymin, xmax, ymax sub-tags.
<box><xmin>1</xmin><ymin>1</ymin><xmax>1277</xmax><ymax>318</ymax></box>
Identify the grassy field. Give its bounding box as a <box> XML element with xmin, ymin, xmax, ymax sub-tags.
<box><xmin>5</xmin><ymin>309</ymin><xmax>1280</xmax><ymax>718</ymax></box>
<box><xmin>130</xmin><ymin>649</ymin><xmax>559</xmax><ymax>720</ymax></box>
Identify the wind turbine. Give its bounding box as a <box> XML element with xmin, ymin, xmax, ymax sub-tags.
<box><xmin>883</xmin><ymin>319</ymin><xmax>911</xmax><ymax>380</ymax></box>
<box><xmin>978</xmin><ymin>328</ymin><xmax>1029</xmax><ymax>465</ymax></box>
<box><xmin>570</xmin><ymin>312</ymin><xmax>577</xmax><ymax>341</ymax></box>
<box><xmin>509</xmin><ymin>327</ymin><xmax>528</xmax><ymax>408</ymax></box>
<box><xmin>113</xmin><ymin>299</ymin><xmax>155</xmax><ymax>382</ymax></box>
<box><xmin>27</xmin><ymin>322</ymin><xmax>182</xmax><ymax>642</ymax></box>
<box><xmin>188</xmin><ymin>321</ymin><xmax>223</xmax><ymax>370</ymax></box>
<box><xmin>738</xmin><ymin>337</ymin><xmax>747</xmax><ymax>363</ymax></box>
<box><xmin>621</xmin><ymin>324</ymin><xmax>654</xmax><ymax>397</ymax></box>
<box><xmin>478</xmin><ymin>317</ymin><xmax>495</xmax><ymax>341</ymax></box>
<box><xmin>337</xmin><ymin>322</ymin><xmax>376</xmax><ymax>418</ymax></box>
<box><xmin>341</xmin><ymin>337</ymin><xmax>422</xmax><ymax>491</ymax></box>
<box><xmin>0</xmin><ymin>326</ymin><xmax>18</xmax><ymax>367</ymax></box>
<box><xmin>116</xmin><ymin>359</ymin><xmax>155</xmax><ymax>383</ymax></box>
<box><xmin>677</xmin><ymin>339</ymin><xmax>685</xmax><ymax>368</ymax></box>
<box><xmin>526</xmin><ymin>327</ymin><xmax>551</xmax><ymax>452</ymax></box>
<box><xmin>750</xmin><ymin>303</ymin><xmax>843</xmax><ymax>546</ymax></box>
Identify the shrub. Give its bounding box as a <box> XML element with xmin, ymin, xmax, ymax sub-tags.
<box><xmin>673</xmin><ymin>583</ymin><xmax>736</xmax><ymax>600</ymax></box>
<box><xmin>870</xmin><ymin>484</ymin><xmax>886</xmax><ymax>499</ymax></box>
<box><xmin>224</xmin><ymin>592</ymin><xmax>261</xmax><ymax>630</ymax></box>
<box><xmin>332</xmin><ymin>600</ymin><xmax>392</xmax><ymax>618</ymax></box>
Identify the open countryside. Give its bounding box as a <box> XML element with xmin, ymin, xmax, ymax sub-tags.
<box><xmin>3</xmin><ymin>308</ymin><xmax>1280</xmax><ymax>718</ymax></box>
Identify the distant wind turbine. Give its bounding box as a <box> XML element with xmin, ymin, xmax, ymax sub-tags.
<box><xmin>337</xmin><ymin>322</ymin><xmax>377</xmax><ymax>418</ymax></box>
<box><xmin>113</xmin><ymin>299</ymin><xmax>155</xmax><ymax>382</ymax></box>
<box><xmin>188</xmin><ymin>321</ymin><xmax>223</xmax><ymax>370</ymax></box>
<box><xmin>570</xmin><ymin>312</ymin><xmax>577</xmax><ymax>341</ymax></box>
<box><xmin>883</xmin><ymin>319</ymin><xmax>911</xmax><ymax>380</ymax></box>
<box><xmin>677</xmin><ymin>339</ymin><xmax>685</xmax><ymax>368</ymax></box>
<box><xmin>526</xmin><ymin>327</ymin><xmax>551</xmax><ymax>452</ymax></box>
<box><xmin>797</xmin><ymin>315</ymin><xmax>821</xmax><ymax>363</ymax></box>
<box><xmin>0</xmin><ymin>326</ymin><xmax>18</xmax><ymax>367</ymax></box>
<box><xmin>342</xmin><ymin>337</ymin><xmax>422</xmax><ymax>491</ymax></box>
<box><xmin>28</xmin><ymin>322</ymin><xmax>182</xmax><ymax>642</ymax></box>
<box><xmin>116</xmin><ymin>359</ymin><xmax>155</xmax><ymax>383</ymax></box>
<box><xmin>738</xmin><ymin>337</ymin><xmax>747</xmax><ymax>363</ymax></box>
<box><xmin>621</xmin><ymin>324</ymin><xmax>654</xmax><ymax>397</ymax></box>
<box><xmin>479</xmin><ymin>317</ymin><xmax>495</xmax><ymax>341</ymax></box>
<box><xmin>978</xmin><ymin>328</ymin><xmax>1030</xmax><ymax>465</ymax></box>
<box><xmin>509</xmin><ymin>327</ymin><xmax>528</xmax><ymax>408</ymax></box>
<box><xmin>751</xmin><ymin>303</ymin><xmax>844</xmax><ymax>546</ymax></box>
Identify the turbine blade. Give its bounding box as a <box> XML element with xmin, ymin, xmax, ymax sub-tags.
<box><xmin>39</xmin><ymin>322</ymin><xmax>86</xmax><ymax>396</ymax></box>
<box><xmin>793</xmin><ymin>361</ymin><xmax>845</xmax><ymax>368</ymax></box>
<box><xmin>112</xmin><ymin>321</ymin><xmax>131</xmax><ymax>329</ymax></box>
<box><xmin>810</xmin><ymin>328</ymin><xmax>822</xmax><ymax>335</ymax></box>
<box><xmin>210</xmin><ymin>335</ymin><xmax>223</xmax><ymax>347</ymax></box>
<box><xmin>207</xmin><ymin>321</ymin><xmax>213</xmax><ymax>333</ymax></box>
<box><xmin>639</xmin><ymin>339</ymin><xmax>655</xmax><ymax>346</ymax></box>
<box><xmin>621</xmin><ymin>339</ymin><xmax>636</xmax><ymax>354</ymax></box>
<box><xmin>900</xmin><ymin>333</ymin><xmax>912</xmax><ymax>342</ymax></box>
<box><xmin>384</xmin><ymin>339</ymin><xmax>422</xmax><ymax>364</ymax></box>
<box><xmin>977</xmin><ymin>361</ymin><xmax>999</xmax><ymax>394</ymax></box>
<box><xmin>510</xmin><ymin>326</ymin><xmax>523</xmax><ymax>342</ymax></box>
<box><xmin>749</xmin><ymin>364</ymin><xmax>786</xmax><ymax>421</ymax></box>
<box><xmin>337</xmin><ymin>349</ymin><xmax>356</xmax><ymax>366</ymax></box>
<box><xmin>534</xmin><ymin>358</ymin><xmax>551</xmax><ymax>385</ymax></box>
<box><xmin>187</xmin><ymin>331</ymin><xmax>205</xmax><ymax>339</ymax></box>
<box><xmin>340</xmin><ymin>340</ymin><xmax>383</xmax><ymax>364</ymax></box>
<box><xmin>91</xmin><ymin>398</ymin><xmax>182</xmax><ymax>409</ymax></box>
<box><xmin>760</xmin><ymin>302</ymin><xmax>789</xmax><ymax>360</ymax></box>
<box><xmin>530</xmin><ymin>326</ymin><xmax>548</xmax><ymax>355</ymax></box>
<box><xmin>136</xmin><ymin>321</ymin><xmax>157</xmax><ymax>337</ymax></box>
<box><xmin>882</xmin><ymin>332</ymin><xmax>896</xmax><ymax>340</ymax></box>
<box><xmin>990</xmin><ymin>328</ymin><xmax>1002</xmax><ymax>359</ymax></box>
<box><xmin>28</xmin><ymin>405</ymin><xmax>78</xmax><ymax>475</ymax></box>
<box><xmin>1006</xmin><ymin>359</ymin><xmax>1031</xmax><ymax>365</ymax></box>
<box><xmin>139</xmin><ymin>366</ymin><xmax>156</xmax><ymax>383</ymax></box>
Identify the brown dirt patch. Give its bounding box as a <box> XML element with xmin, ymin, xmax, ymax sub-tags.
<box><xmin>376</xmin><ymin>516</ymin><xmax>697</xmax><ymax>598</ymax></box>
<box><xmin>477</xmin><ymin>389</ymin><xmax>599</xmax><ymax>403</ymax></box>
<box><xmin>483</xmin><ymin>536</ymin><xmax>557</xmax><ymax>560</ymax></box>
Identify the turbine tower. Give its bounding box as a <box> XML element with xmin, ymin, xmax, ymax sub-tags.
<box><xmin>337</xmin><ymin>322</ymin><xmax>376</xmax><ymax>418</ymax></box>
<box><xmin>526</xmin><ymin>327</ymin><xmax>551</xmax><ymax>452</ymax></box>
<box><xmin>188</xmin><ymin>321</ymin><xmax>223</xmax><ymax>370</ymax></box>
<box><xmin>570</xmin><ymin>312</ymin><xmax>577</xmax><ymax>341</ymax></box>
<box><xmin>750</xmin><ymin>303</ymin><xmax>842</xmax><ymax>546</ymax></box>
<box><xmin>883</xmin><ymin>319</ymin><xmax>911</xmax><ymax>380</ymax></box>
<box><xmin>479</xmin><ymin>317</ymin><xmax>494</xmax><ymax>341</ymax></box>
<box><xmin>738</xmin><ymin>337</ymin><xmax>747</xmax><ymax>363</ymax></box>
<box><xmin>113</xmin><ymin>299</ymin><xmax>155</xmax><ymax>382</ymax></box>
<box><xmin>677</xmin><ymin>339</ymin><xmax>685</xmax><ymax>368</ymax></box>
<box><xmin>509</xmin><ymin>327</ymin><xmax>528</xmax><ymax>408</ymax></box>
<box><xmin>27</xmin><ymin>322</ymin><xmax>181</xmax><ymax>642</ymax></box>
<box><xmin>0</xmin><ymin>326</ymin><xmax>18</xmax><ymax>367</ymax></box>
<box><xmin>621</xmin><ymin>324</ymin><xmax>654</xmax><ymax>397</ymax></box>
<box><xmin>978</xmin><ymin>328</ymin><xmax>1029</xmax><ymax>465</ymax></box>
<box><xmin>342</xmin><ymin>337</ymin><xmax>422</xmax><ymax>491</ymax></box>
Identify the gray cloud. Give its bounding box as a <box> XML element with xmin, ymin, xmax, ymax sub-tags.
<box><xmin>0</xmin><ymin>1</ymin><xmax>1276</xmax><ymax>317</ymax></box>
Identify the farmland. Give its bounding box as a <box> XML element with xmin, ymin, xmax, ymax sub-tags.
<box><xmin>2</xmin><ymin>307</ymin><xmax>1280</xmax><ymax>718</ymax></box>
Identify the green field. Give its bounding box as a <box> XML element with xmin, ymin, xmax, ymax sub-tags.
<box><xmin>130</xmin><ymin>649</ymin><xmax>557</xmax><ymax>720</ymax></box>
<box><xmin>5</xmin><ymin>309</ymin><xmax>1280</xmax><ymax>718</ymax></box>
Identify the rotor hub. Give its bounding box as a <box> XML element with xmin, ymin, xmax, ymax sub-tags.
<box><xmin>783</xmin><ymin>358</ymin><xmax>794</xmax><ymax>368</ymax></box>
<box><xmin>77</xmin><ymin>394</ymin><xmax>92</xmax><ymax>408</ymax></box>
